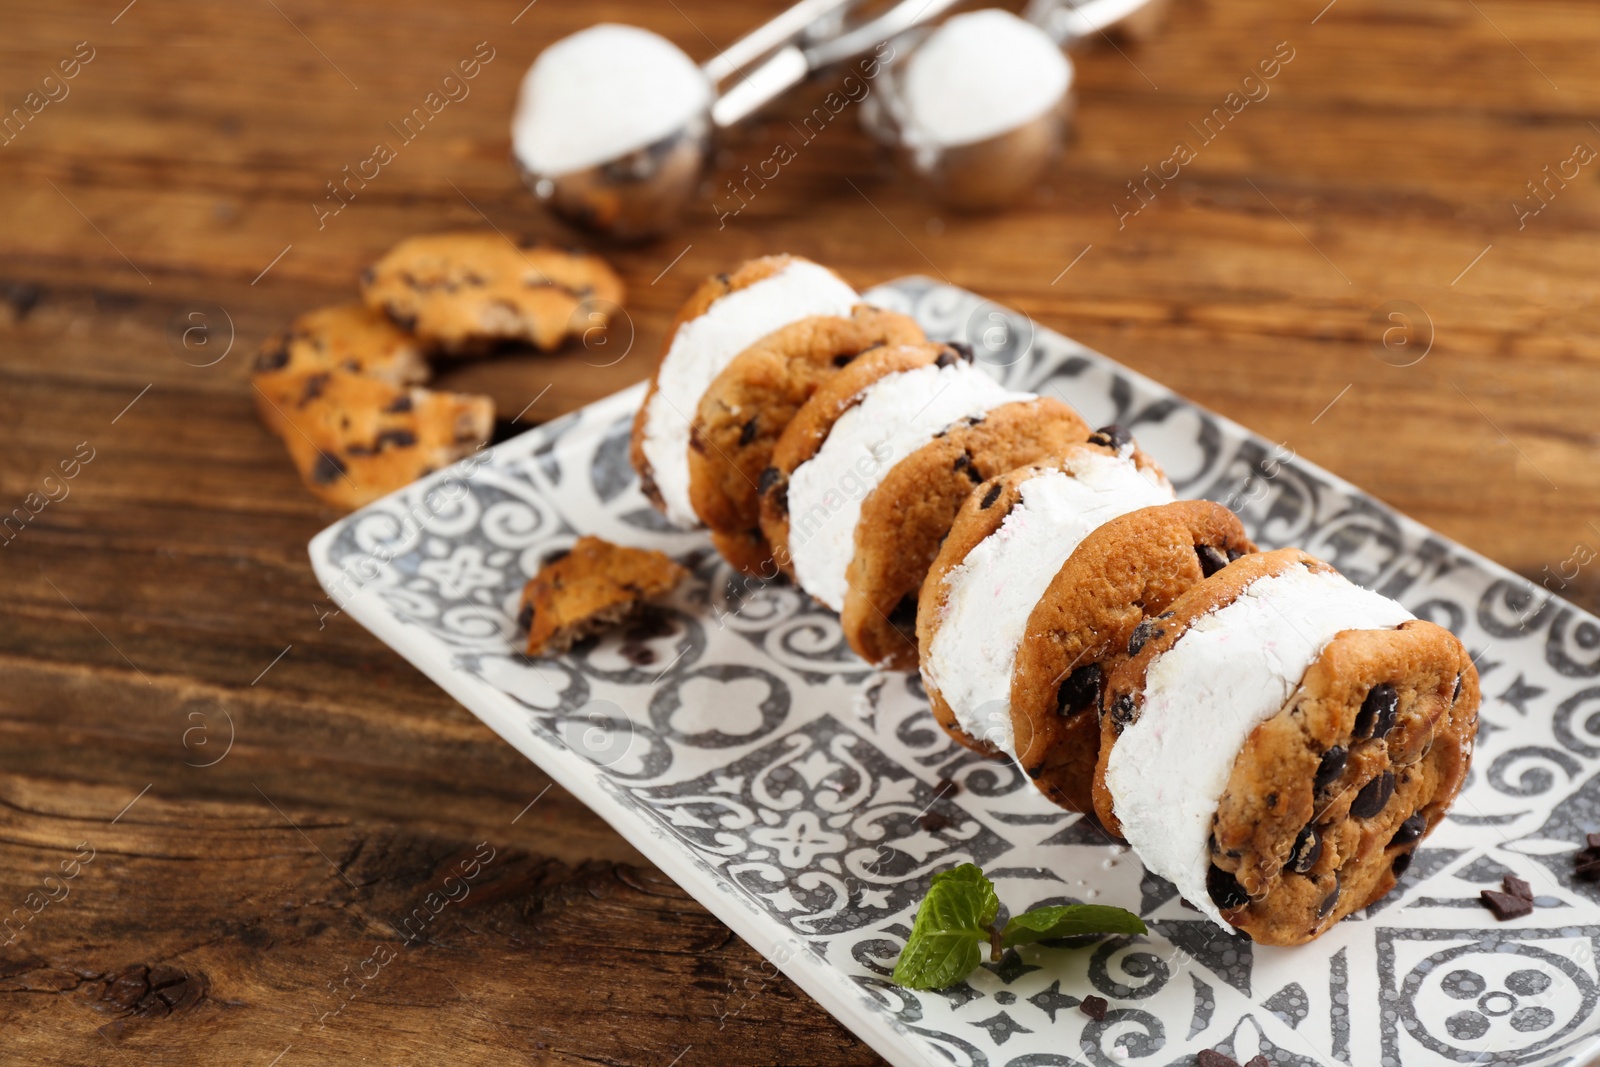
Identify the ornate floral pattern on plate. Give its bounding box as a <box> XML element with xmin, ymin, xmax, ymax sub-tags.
<box><xmin>310</xmin><ymin>277</ymin><xmax>1600</xmax><ymax>1067</ymax></box>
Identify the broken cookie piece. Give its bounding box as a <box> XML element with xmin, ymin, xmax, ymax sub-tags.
<box><xmin>519</xmin><ymin>536</ymin><xmax>688</xmax><ymax>656</ymax></box>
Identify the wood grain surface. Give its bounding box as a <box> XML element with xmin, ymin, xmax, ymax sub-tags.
<box><xmin>3</xmin><ymin>0</ymin><xmax>1598</xmax><ymax>1063</ymax></box>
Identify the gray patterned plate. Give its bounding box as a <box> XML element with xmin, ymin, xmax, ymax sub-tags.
<box><xmin>309</xmin><ymin>278</ymin><xmax>1600</xmax><ymax>1067</ymax></box>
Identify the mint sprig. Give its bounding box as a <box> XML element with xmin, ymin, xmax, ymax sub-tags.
<box><xmin>890</xmin><ymin>863</ymin><xmax>1146</xmax><ymax>991</ymax></box>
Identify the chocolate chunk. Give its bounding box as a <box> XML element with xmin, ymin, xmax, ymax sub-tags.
<box><xmin>1575</xmin><ymin>857</ymin><xmax>1600</xmax><ymax>881</ymax></box>
<box><xmin>1350</xmin><ymin>771</ymin><xmax>1396</xmax><ymax>819</ymax></box>
<box><xmin>1481</xmin><ymin>889</ymin><xmax>1533</xmax><ymax>921</ymax></box>
<box><xmin>738</xmin><ymin>417</ymin><xmax>759</xmax><ymax>446</ymax></box>
<box><xmin>1195</xmin><ymin>544</ymin><xmax>1230</xmax><ymax>578</ymax></box>
<box><xmin>948</xmin><ymin>341</ymin><xmax>974</xmax><ymax>362</ymax></box>
<box><xmin>1317</xmin><ymin>876</ymin><xmax>1341</xmax><ymax>919</ymax></box>
<box><xmin>1389</xmin><ymin>812</ymin><xmax>1426</xmax><ymax>847</ymax></box>
<box><xmin>1087</xmin><ymin>424</ymin><xmax>1133</xmax><ymax>452</ymax></box>
<box><xmin>1315</xmin><ymin>746</ymin><xmax>1347</xmax><ymax>791</ymax></box>
<box><xmin>979</xmin><ymin>483</ymin><xmax>1003</xmax><ymax>509</ymax></box>
<box><xmin>1206</xmin><ymin>865</ymin><xmax>1248</xmax><ymax>910</ymax></box>
<box><xmin>375</xmin><ymin>429</ymin><xmax>417</xmax><ymax>450</ymax></box>
<box><xmin>1503</xmin><ymin>875</ymin><xmax>1534</xmax><ymax>901</ymax></box>
<box><xmin>1288</xmin><ymin>824</ymin><xmax>1322</xmax><ymax>874</ymax></box>
<box><xmin>516</xmin><ymin>603</ymin><xmax>534</xmax><ymax>631</ymax></box>
<box><xmin>311</xmin><ymin>452</ymin><xmax>346</xmax><ymax>484</ymax></box>
<box><xmin>1586</xmin><ymin>831</ymin><xmax>1600</xmax><ymax>850</ymax></box>
<box><xmin>1355</xmin><ymin>683</ymin><xmax>1399</xmax><ymax>739</ymax></box>
<box><xmin>620</xmin><ymin>641</ymin><xmax>656</xmax><ymax>666</ymax></box>
<box><xmin>255</xmin><ymin>342</ymin><xmax>290</xmax><ymax>371</ymax></box>
<box><xmin>1451</xmin><ymin>673</ymin><xmax>1463</xmax><ymax>704</ymax></box>
<box><xmin>1391</xmin><ymin>851</ymin><xmax>1412</xmax><ymax>877</ymax></box>
<box><xmin>1196</xmin><ymin>1050</ymin><xmax>1240</xmax><ymax>1067</ymax></box>
<box><xmin>1226</xmin><ymin>547</ymin><xmax>1246</xmax><ymax>561</ymax></box>
<box><xmin>934</xmin><ymin>347</ymin><xmax>960</xmax><ymax>368</ymax></box>
<box><xmin>1055</xmin><ymin>663</ymin><xmax>1103</xmax><ymax>718</ymax></box>
<box><xmin>1108</xmin><ymin>694</ymin><xmax>1137</xmax><ymax>732</ymax></box>
<box><xmin>758</xmin><ymin>467</ymin><xmax>780</xmax><ymax>495</ymax></box>
<box><xmin>934</xmin><ymin>776</ymin><xmax>961</xmax><ymax>798</ymax></box>
<box><xmin>386</xmin><ymin>393</ymin><xmax>414</xmax><ymax>414</ymax></box>
<box><xmin>300</xmin><ymin>373</ymin><xmax>330</xmax><ymax>404</ymax></box>
<box><xmin>917</xmin><ymin>811</ymin><xmax>951</xmax><ymax>832</ymax></box>
<box><xmin>1079</xmin><ymin>995</ymin><xmax>1108</xmax><ymax>1021</ymax></box>
<box><xmin>1127</xmin><ymin>620</ymin><xmax>1164</xmax><ymax>657</ymax></box>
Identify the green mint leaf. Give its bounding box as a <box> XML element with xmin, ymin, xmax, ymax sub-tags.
<box><xmin>1001</xmin><ymin>903</ymin><xmax>1147</xmax><ymax>948</ymax></box>
<box><xmin>890</xmin><ymin>864</ymin><xmax>999</xmax><ymax>990</ymax></box>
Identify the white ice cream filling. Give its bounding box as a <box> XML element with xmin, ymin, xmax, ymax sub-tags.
<box><xmin>512</xmin><ymin>25</ymin><xmax>712</xmax><ymax>177</ymax></box>
<box><xmin>1103</xmin><ymin>565</ymin><xmax>1414</xmax><ymax>929</ymax></box>
<box><xmin>786</xmin><ymin>361</ymin><xmax>1031</xmax><ymax>615</ymax></box>
<box><xmin>639</xmin><ymin>260</ymin><xmax>858</xmax><ymax>527</ymax></box>
<box><xmin>900</xmin><ymin>10</ymin><xmax>1072</xmax><ymax>151</ymax></box>
<box><xmin>924</xmin><ymin>453</ymin><xmax>1174</xmax><ymax>758</ymax></box>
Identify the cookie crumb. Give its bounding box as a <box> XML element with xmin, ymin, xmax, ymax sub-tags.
<box><xmin>1078</xmin><ymin>994</ymin><xmax>1108</xmax><ymax>1021</ymax></box>
<box><xmin>1480</xmin><ymin>889</ymin><xmax>1533</xmax><ymax>921</ymax></box>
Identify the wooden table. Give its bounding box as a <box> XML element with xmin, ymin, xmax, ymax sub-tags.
<box><xmin>3</xmin><ymin>0</ymin><xmax>1597</xmax><ymax>1062</ymax></box>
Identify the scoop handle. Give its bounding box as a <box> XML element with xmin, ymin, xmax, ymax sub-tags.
<box><xmin>701</xmin><ymin>0</ymin><xmax>863</xmax><ymax>86</ymax></box>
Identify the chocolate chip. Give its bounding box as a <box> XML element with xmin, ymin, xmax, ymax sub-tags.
<box><xmin>386</xmin><ymin>394</ymin><xmax>414</xmax><ymax>414</ymax></box>
<box><xmin>1127</xmin><ymin>620</ymin><xmax>1163</xmax><ymax>656</ymax></box>
<box><xmin>620</xmin><ymin>642</ymin><xmax>656</xmax><ymax>666</ymax></box>
<box><xmin>1389</xmin><ymin>812</ymin><xmax>1426</xmax><ymax>847</ymax></box>
<box><xmin>1481</xmin><ymin>889</ymin><xmax>1533</xmax><ymax>921</ymax></box>
<box><xmin>255</xmin><ymin>342</ymin><xmax>290</xmax><ymax>371</ymax></box>
<box><xmin>832</xmin><ymin>352</ymin><xmax>857</xmax><ymax>367</ymax></box>
<box><xmin>1503</xmin><ymin>875</ymin><xmax>1534</xmax><ymax>901</ymax></box>
<box><xmin>918</xmin><ymin>811</ymin><xmax>951</xmax><ymax>832</ymax></box>
<box><xmin>1055</xmin><ymin>663</ymin><xmax>1103</xmax><ymax>718</ymax></box>
<box><xmin>1226</xmin><ymin>547</ymin><xmax>1246</xmax><ymax>561</ymax></box>
<box><xmin>889</xmin><ymin>594</ymin><xmax>917</xmax><ymax>631</ymax></box>
<box><xmin>1079</xmin><ymin>995</ymin><xmax>1108</xmax><ymax>1021</ymax></box>
<box><xmin>1196</xmin><ymin>1052</ymin><xmax>1240</xmax><ymax>1067</ymax></box>
<box><xmin>311</xmin><ymin>452</ymin><xmax>346</xmax><ymax>484</ymax></box>
<box><xmin>1314</xmin><ymin>746</ymin><xmax>1347</xmax><ymax>791</ymax></box>
<box><xmin>1317</xmin><ymin>876</ymin><xmax>1341</xmax><ymax>919</ymax></box>
<box><xmin>1087</xmin><ymin>424</ymin><xmax>1133</xmax><ymax>452</ymax></box>
<box><xmin>1588</xmin><ymin>831</ymin><xmax>1600</xmax><ymax>850</ymax></box>
<box><xmin>1025</xmin><ymin>764</ymin><xmax>1043</xmax><ymax>779</ymax></box>
<box><xmin>739</xmin><ymin>417</ymin><xmax>759</xmax><ymax>446</ymax></box>
<box><xmin>934</xmin><ymin>776</ymin><xmax>961</xmax><ymax>798</ymax></box>
<box><xmin>1451</xmin><ymin>673</ymin><xmax>1463</xmax><ymax>704</ymax></box>
<box><xmin>1355</xmin><ymin>683</ymin><xmax>1399</xmax><ymax>739</ymax></box>
<box><xmin>1195</xmin><ymin>544</ymin><xmax>1230</xmax><ymax>578</ymax></box>
<box><xmin>374</xmin><ymin>429</ymin><xmax>417</xmax><ymax>450</ymax></box>
<box><xmin>300</xmin><ymin>373</ymin><xmax>330</xmax><ymax>404</ymax></box>
<box><xmin>1391</xmin><ymin>851</ymin><xmax>1413</xmax><ymax>877</ymax></box>
<box><xmin>1206</xmin><ymin>865</ymin><xmax>1248</xmax><ymax>910</ymax></box>
<box><xmin>1576</xmin><ymin>857</ymin><xmax>1600</xmax><ymax>881</ymax></box>
<box><xmin>516</xmin><ymin>603</ymin><xmax>533</xmax><ymax>631</ymax></box>
<box><xmin>952</xmin><ymin>452</ymin><xmax>971</xmax><ymax>473</ymax></box>
<box><xmin>1288</xmin><ymin>824</ymin><xmax>1322</xmax><ymax>874</ymax></box>
<box><xmin>979</xmin><ymin>483</ymin><xmax>1003</xmax><ymax>509</ymax></box>
<box><xmin>934</xmin><ymin>347</ymin><xmax>960</xmax><ymax>368</ymax></box>
<box><xmin>758</xmin><ymin>467</ymin><xmax>780</xmax><ymax>495</ymax></box>
<box><xmin>1108</xmin><ymin>694</ymin><xmax>1137</xmax><ymax>733</ymax></box>
<box><xmin>948</xmin><ymin>341</ymin><xmax>974</xmax><ymax>362</ymax></box>
<box><xmin>1350</xmin><ymin>771</ymin><xmax>1396</xmax><ymax>819</ymax></box>
<box><xmin>964</xmin><ymin>463</ymin><xmax>983</xmax><ymax>485</ymax></box>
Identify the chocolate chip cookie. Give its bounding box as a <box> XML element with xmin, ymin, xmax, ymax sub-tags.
<box><xmin>252</xmin><ymin>303</ymin><xmax>431</xmax><ymax>436</ymax></box>
<box><xmin>260</xmin><ymin>371</ymin><xmax>493</xmax><ymax>510</ymax></box>
<box><xmin>362</xmin><ymin>231</ymin><xmax>624</xmax><ymax>353</ymax></box>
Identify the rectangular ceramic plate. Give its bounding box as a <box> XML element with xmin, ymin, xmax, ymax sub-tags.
<box><xmin>310</xmin><ymin>278</ymin><xmax>1600</xmax><ymax>1067</ymax></box>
